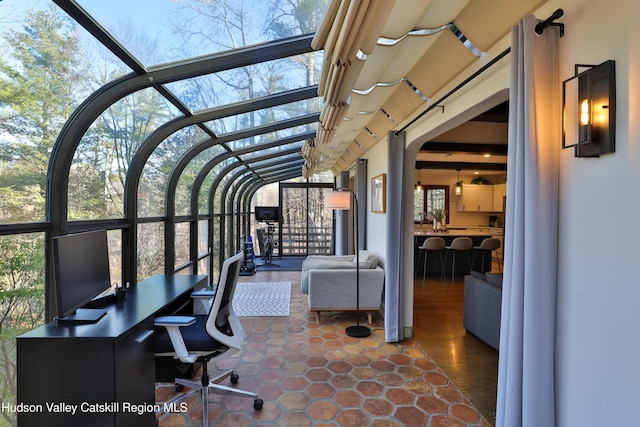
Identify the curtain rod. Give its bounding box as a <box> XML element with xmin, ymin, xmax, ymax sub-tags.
<box><xmin>395</xmin><ymin>9</ymin><xmax>564</xmax><ymax>136</ymax></box>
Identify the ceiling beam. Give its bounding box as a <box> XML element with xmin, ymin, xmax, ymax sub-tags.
<box><xmin>419</xmin><ymin>142</ymin><xmax>507</xmax><ymax>155</ymax></box>
<box><xmin>416</xmin><ymin>161</ymin><xmax>507</xmax><ymax>171</ymax></box>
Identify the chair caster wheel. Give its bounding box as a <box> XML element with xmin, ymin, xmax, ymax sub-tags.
<box><xmin>230</xmin><ymin>373</ymin><xmax>239</xmax><ymax>384</ymax></box>
<box><xmin>254</xmin><ymin>398</ymin><xmax>263</xmax><ymax>410</ymax></box>
<box><xmin>175</xmin><ymin>384</ymin><xmax>184</xmax><ymax>392</ymax></box>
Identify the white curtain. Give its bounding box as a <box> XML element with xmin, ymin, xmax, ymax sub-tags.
<box><xmin>496</xmin><ymin>15</ymin><xmax>560</xmax><ymax>427</ymax></box>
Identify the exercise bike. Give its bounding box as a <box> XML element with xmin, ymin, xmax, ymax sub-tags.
<box><xmin>261</xmin><ymin>222</ymin><xmax>278</xmax><ymax>267</ymax></box>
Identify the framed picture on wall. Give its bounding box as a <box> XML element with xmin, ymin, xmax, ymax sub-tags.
<box><xmin>371</xmin><ymin>173</ymin><xmax>386</xmax><ymax>213</ymax></box>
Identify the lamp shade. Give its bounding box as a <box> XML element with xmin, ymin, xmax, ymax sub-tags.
<box><xmin>324</xmin><ymin>191</ymin><xmax>351</xmax><ymax>210</ymax></box>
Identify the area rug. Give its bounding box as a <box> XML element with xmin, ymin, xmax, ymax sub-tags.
<box><xmin>233</xmin><ymin>281</ymin><xmax>291</xmax><ymax>317</ymax></box>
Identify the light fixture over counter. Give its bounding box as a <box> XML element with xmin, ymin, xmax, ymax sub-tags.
<box><xmin>562</xmin><ymin>60</ymin><xmax>616</xmax><ymax>157</ymax></box>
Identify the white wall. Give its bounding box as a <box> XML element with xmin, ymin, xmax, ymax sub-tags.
<box><xmin>554</xmin><ymin>0</ymin><xmax>640</xmax><ymax>425</ymax></box>
<box><xmin>398</xmin><ymin>0</ymin><xmax>640</xmax><ymax>424</ymax></box>
<box><xmin>363</xmin><ymin>138</ymin><xmax>388</xmax><ymax>268</ymax></box>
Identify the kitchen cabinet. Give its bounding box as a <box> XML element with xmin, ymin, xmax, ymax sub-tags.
<box><xmin>493</xmin><ymin>183</ymin><xmax>506</xmax><ymax>212</ymax></box>
<box><xmin>458</xmin><ymin>184</ymin><xmax>500</xmax><ymax>212</ymax></box>
<box><xmin>458</xmin><ymin>183</ymin><xmax>477</xmax><ymax>211</ymax></box>
<box><xmin>477</xmin><ymin>185</ymin><xmax>493</xmax><ymax>211</ymax></box>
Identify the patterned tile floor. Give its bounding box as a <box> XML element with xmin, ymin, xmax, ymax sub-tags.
<box><xmin>156</xmin><ymin>271</ymin><xmax>492</xmax><ymax>426</ymax></box>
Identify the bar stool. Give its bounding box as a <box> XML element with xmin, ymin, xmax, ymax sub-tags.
<box><xmin>445</xmin><ymin>237</ymin><xmax>473</xmax><ymax>283</ymax></box>
<box><xmin>416</xmin><ymin>237</ymin><xmax>446</xmax><ymax>281</ymax></box>
<box><xmin>472</xmin><ymin>237</ymin><xmax>502</xmax><ymax>273</ymax></box>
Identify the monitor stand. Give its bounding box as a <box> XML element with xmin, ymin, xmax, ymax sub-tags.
<box><xmin>55</xmin><ymin>308</ymin><xmax>107</xmax><ymax>325</ymax></box>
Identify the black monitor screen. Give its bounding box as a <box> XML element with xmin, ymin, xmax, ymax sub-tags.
<box><xmin>53</xmin><ymin>230</ymin><xmax>112</xmax><ymax>319</ymax></box>
<box><xmin>255</xmin><ymin>206</ymin><xmax>280</xmax><ymax>222</ymax></box>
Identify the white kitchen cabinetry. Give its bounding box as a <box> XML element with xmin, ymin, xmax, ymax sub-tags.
<box><xmin>458</xmin><ymin>184</ymin><xmax>477</xmax><ymax>211</ymax></box>
<box><xmin>493</xmin><ymin>183</ymin><xmax>506</xmax><ymax>212</ymax></box>
<box><xmin>458</xmin><ymin>184</ymin><xmax>500</xmax><ymax>212</ymax></box>
<box><xmin>477</xmin><ymin>185</ymin><xmax>493</xmax><ymax>211</ymax></box>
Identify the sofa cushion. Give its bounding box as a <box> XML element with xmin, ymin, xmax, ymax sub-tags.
<box><xmin>352</xmin><ymin>250</ymin><xmax>378</xmax><ymax>269</ymax></box>
<box><xmin>485</xmin><ymin>272</ymin><xmax>503</xmax><ymax>288</ymax></box>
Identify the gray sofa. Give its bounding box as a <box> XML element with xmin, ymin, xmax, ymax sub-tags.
<box><xmin>301</xmin><ymin>250</ymin><xmax>385</xmax><ymax>324</ymax></box>
<box><xmin>463</xmin><ymin>271</ymin><xmax>503</xmax><ymax>350</ymax></box>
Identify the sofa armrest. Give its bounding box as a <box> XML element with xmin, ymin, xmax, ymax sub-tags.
<box><xmin>307</xmin><ymin>267</ymin><xmax>385</xmax><ymax>310</ymax></box>
<box><xmin>463</xmin><ymin>275</ymin><xmax>502</xmax><ymax>350</ymax></box>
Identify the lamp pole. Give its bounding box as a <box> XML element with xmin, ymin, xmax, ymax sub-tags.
<box><xmin>330</xmin><ymin>187</ymin><xmax>371</xmax><ymax>338</ymax></box>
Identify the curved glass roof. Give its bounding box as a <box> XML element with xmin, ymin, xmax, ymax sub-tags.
<box><xmin>28</xmin><ymin>0</ymin><xmax>327</xmax><ymax>233</ymax></box>
<box><xmin>0</xmin><ymin>0</ymin><xmax>328</xmax><ymax>228</ymax></box>
<box><xmin>1</xmin><ymin>0</ymin><xmax>548</xmax><ymax>230</ymax></box>
<box><xmin>76</xmin><ymin>0</ymin><xmax>316</xmax><ymax>67</ymax></box>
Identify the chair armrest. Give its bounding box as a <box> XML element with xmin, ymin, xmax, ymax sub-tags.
<box><xmin>155</xmin><ymin>316</ymin><xmax>196</xmax><ymax>327</ymax></box>
<box><xmin>191</xmin><ymin>290</ymin><xmax>216</xmax><ymax>313</ymax></box>
<box><xmin>191</xmin><ymin>290</ymin><xmax>216</xmax><ymax>299</ymax></box>
<box><xmin>154</xmin><ymin>316</ymin><xmax>197</xmax><ymax>363</ymax></box>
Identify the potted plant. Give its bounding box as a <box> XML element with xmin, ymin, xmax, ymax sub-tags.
<box><xmin>429</xmin><ymin>208</ymin><xmax>447</xmax><ymax>230</ymax></box>
<box><xmin>471</xmin><ymin>176</ymin><xmax>491</xmax><ymax>185</ymax></box>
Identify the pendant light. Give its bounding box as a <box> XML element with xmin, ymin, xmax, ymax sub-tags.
<box><xmin>415</xmin><ymin>169</ymin><xmax>422</xmax><ymax>191</ymax></box>
<box><xmin>455</xmin><ymin>169</ymin><xmax>462</xmax><ymax>196</ymax></box>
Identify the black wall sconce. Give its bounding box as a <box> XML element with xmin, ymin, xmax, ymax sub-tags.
<box><xmin>562</xmin><ymin>60</ymin><xmax>616</xmax><ymax>157</ymax></box>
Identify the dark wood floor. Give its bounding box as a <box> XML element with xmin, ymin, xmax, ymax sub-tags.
<box><xmin>413</xmin><ymin>272</ymin><xmax>499</xmax><ymax>425</ymax></box>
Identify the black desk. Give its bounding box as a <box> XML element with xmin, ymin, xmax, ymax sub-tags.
<box><xmin>17</xmin><ymin>274</ymin><xmax>207</xmax><ymax>427</ymax></box>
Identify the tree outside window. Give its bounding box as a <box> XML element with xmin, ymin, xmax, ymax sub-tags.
<box><xmin>414</xmin><ymin>185</ymin><xmax>449</xmax><ymax>223</ymax></box>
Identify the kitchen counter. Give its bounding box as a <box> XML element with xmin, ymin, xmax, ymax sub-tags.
<box><xmin>414</xmin><ymin>229</ymin><xmax>495</xmax><ymax>237</ymax></box>
<box><xmin>414</xmin><ymin>230</ymin><xmax>493</xmax><ymax>277</ymax></box>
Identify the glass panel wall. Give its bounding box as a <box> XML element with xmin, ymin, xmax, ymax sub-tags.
<box><xmin>175</xmin><ymin>148</ymin><xmax>224</xmax><ymax>216</ymax></box>
<box><xmin>279</xmin><ymin>184</ymin><xmax>333</xmax><ymax>256</ymax></box>
<box><xmin>0</xmin><ymin>232</ymin><xmax>45</xmax><ymax>426</ymax></box>
<box><xmin>137</xmin><ymin>222</ymin><xmax>165</xmax><ymax>281</ymax></box>
<box><xmin>107</xmin><ymin>229</ymin><xmax>124</xmax><ymax>287</ymax></box>
<box><xmin>174</xmin><ymin>221</ymin><xmax>191</xmax><ymax>269</ymax></box>
<box><xmin>68</xmin><ymin>89</ymin><xmax>181</xmax><ymax>219</ymax></box>
<box><xmin>0</xmin><ymin>4</ymin><xmax>118</xmax><ymax>224</ymax></box>
<box><xmin>138</xmin><ymin>126</ymin><xmax>208</xmax><ymax>217</ymax></box>
<box><xmin>281</xmin><ymin>186</ymin><xmax>306</xmax><ymax>255</ymax></box>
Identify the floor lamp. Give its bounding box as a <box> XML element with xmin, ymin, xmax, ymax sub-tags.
<box><xmin>324</xmin><ymin>188</ymin><xmax>371</xmax><ymax>338</ymax></box>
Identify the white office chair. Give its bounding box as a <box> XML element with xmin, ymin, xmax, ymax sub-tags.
<box><xmin>154</xmin><ymin>251</ymin><xmax>263</xmax><ymax>422</ymax></box>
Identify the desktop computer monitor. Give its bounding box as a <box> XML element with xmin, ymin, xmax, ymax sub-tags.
<box><xmin>52</xmin><ymin>230</ymin><xmax>112</xmax><ymax>323</ymax></box>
